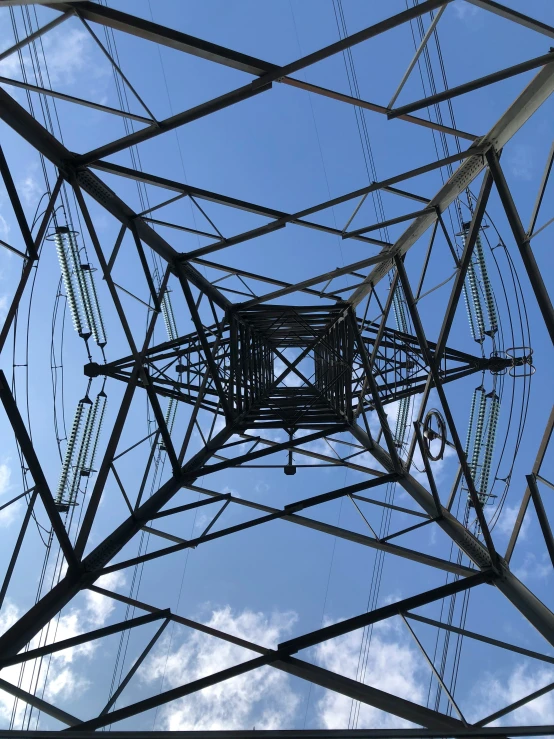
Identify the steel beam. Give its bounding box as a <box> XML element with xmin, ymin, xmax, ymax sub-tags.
<box><xmin>351</xmin><ymin>425</ymin><xmax>554</xmax><ymax>649</ymax></box>
<box><xmin>348</xmin><ymin>62</ymin><xmax>554</xmax><ymax>305</ymax></box>
<box><xmin>100</xmin><ymin>618</ymin><xmax>170</xmax><ymax>716</ymax></box>
<box><xmin>282</xmin><ymin>77</ymin><xmax>477</xmax><ymax>141</ymax></box>
<box><xmin>0</xmin><ymin>371</ymin><xmax>77</xmax><ymax>570</ymax></box>
<box><xmin>0</xmin><ymin>611</ymin><xmax>167</xmax><ymax>669</ymax></box>
<box><xmin>506</xmin><ymin>405</ymin><xmax>554</xmax><ymax>562</ymax></box>
<box><xmin>486</xmin><ymin>149</ymin><xmax>554</xmax><ymax>344</ymax></box>
<box><xmin>183</xmin><ymin>483</ymin><xmax>474</xmax><ymax>577</ymax></box>
<box><xmin>527</xmin><ymin>474</ymin><xmax>554</xmax><ymax>569</ymax></box>
<box><xmin>0</xmin><ymin>87</ymin><xmax>229</xmax><ymax>311</ymax></box>
<box><xmin>5</xmin><ymin>729</ymin><xmax>554</xmax><ymax>738</ymax></box>
<box><xmin>0</xmin><ymin>677</ymin><xmax>79</xmax><ymax>727</ymax></box>
<box><xmin>465</xmin><ymin>0</ymin><xmax>554</xmax><ymax>39</ymax></box>
<box><xmin>389</xmin><ymin>51</ymin><xmax>554</xmax><ymax>119</ymax></box>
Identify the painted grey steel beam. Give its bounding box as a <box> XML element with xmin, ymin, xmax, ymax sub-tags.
<box><xmin>282</xmin><ymin>77</ymin><xmax>477</xmax><ymax>141</ymax></box>
<box><xmin>0</xmin><ymin>371</ymin><xmax>78</xmax><ymax>570</ymax></box>
<box><xmin>90</xmin><ymin>149</ymin><xmax>474</xmax><ymax>231</ymax></box>
<box><xmin>0</xmin><ymin>146</ymin><xmax>36</xmax><ymax>259</ymax></box>
<box><xmin>432</xmin><ymin>167</ymin><xmax>492</xmax><ymax>359</ymax></box>
<box><xmin>465</xmin><ymin>0</ymin><xmax>554</xmax><ymax>39</ymax></box>
<box><xmin>0</xmin><ymin>11</ymin><xmax>72</xmax><ymax>62</ymax></box>
<box><xmin>99</xmin><ymin>617</ymin><xmax>170</xmax><ymax>716</ymax></box>
<box><xmin>0</xmin><ymin>487</ymin><xmax>38</xmax><ymax>610</ymax></box>
<box><xmin>73</xmin><ymin>0</ymin><xmax>451</xmax><ymax>165</ymax></box>
<box><xmin>0</xmin><ymin>421</ymin><xmax>235</xmax><ymax>660</ymax></box>
<box><xmin>389</xmin><ymin>51</ymin><xmax>554</xmax><ymax>119</ymax></box>
<box><xmin>184</xmin><ymin>483</ymin><xmax>473</xmax><ymax>577</ymax></box>
<box><xmin>62</xmin><ymin>587</ymin><xmax>462</xmax><ymax>732</ymax></box>
<box><xmin>7</xmin><ymin>729</ymin><xmax>554</xmax><ymax>738</ymax></box>
<box><xmin>0</xmin><ymin>87</ymin><xmax>230</xmax><ymax>310</ymax></box>
<box><xmin>252</xmin><ymin>0</ymin><xmax>452</xmax><ymax>87</ymax></box>
<box><xmin>176</xmin><ymin>265</ymin><xmax>232</xmax><ymax>421</ymax></box>
<box><xmin>527</xmin><ymin>474</ymin><xmax>554</xmax><ymax>569</ymax></box>
<box><xmin>76</xmin><ymin>80</ymin><xmax>272</xmax><ymax>165</ymax></box>
<box><xmin>527</xmin><ymin>140</ymin><xmax>554</xmax><ymax>236</ymax></box>
<box><xmin>476</xmin><ymin>677</ymin><xmax>554</xmax><ymax>727</ymax></box>
<box><xmin>344</xmin><ymin>207</ymin><xmax>436</xmax><ymax>239</ymax></box>
<box><xmin>0</xmin><ymin>611</ymin><xmax>166</xmax><ymax>668</ymax></box>
<box><xmin>73</xmin><ymin>655</ymin><xmax>271</xmax><ymax>730</ymax></box>
<box><xmin>486</xmin><ymin>149</ymin><xmax>554</xmax><ymax>344</ymax></box>
<box><xmin>47</xmin><ymin>0</ymin><xmax>276</xmax><ymax>75</ymax></box>
<box><xmin>0</xmin><ymin>76</ymin><xmax>153</xmax><ymax>124</ymax></box>
<box><xmin>279</xmin><ymin>571</ymin><xmax>490</xmax><ymax>654</ymax></box>
<box><xmin>0</xmin><ymin>676</ymin><xmax>79</xmax><ymax>726</ymax></box>
<box><xmin>348</xmin><ymin>62</ymin><xmax>554</xmax><ymax>305</ymax></box>
<box><xmin>388</xmin><ymin>5</ymin><xmax>447</xmax><ymax>109</ymax></box>
<box><xmin>400</xmin><ymin>614</ymin><xmax>467</xmax><ymax>723</ymax></box>
<box><xmin>351</xmin><ymin>425</ymin><xmax>554</xmax><ymax>649</ymax></box>
<box><xmin>405</xmin><ymin>612</ymin><xmax>554</xmax><ymax>666</ymax></box>
<box><xmin>277</xmin><ymin>656</ymin><xmax>462</xmax><ymax>731</ymax></box>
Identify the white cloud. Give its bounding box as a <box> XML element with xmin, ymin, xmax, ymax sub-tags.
<box><xmin>514</xmin><ymin>551</ymin><xmax>552</xmax><ymax>583</ymax></box>
<box><xmin>143</xmin><ymin>606</ymin><xmax>300</xmax><ymax>730</ymax></box>
<box><xmin>472</xmin><ymin>663</ymin><xmax>554</xmax><ymax>726</ymax></box>
<box><xmin>0</xmin><ymin>27</ymin><xmax>108</xmax><ymax>89</ymax></box>
<box><xmin>0</xmin><ymin>463</ymin><xmax>11</xmax><ymax>496</ymax></box>
<box><xmin>314</xmin><ymin>620</ymin><xmax>426</xmax><ymax>728</ymax></box>
<box><xmin>0</xmin><ymin>599</ymin><xmax>19</xmax><ymax>636</ymax></box>
<box><xmin>18</xmin><ymin>175</ymin><xmax>41</xmax><ymax>208</ymax></box>
<box><xmin>495</xmin><ymin>504</ymin><xmax>529</xmax><ymax>540</ymax></box>
<box><xmin>452</xmin><ymin>2</ymin><xmax>478</xmax><ymax>21</ymax></box>
<box><xmin>0</xmin><ymin>463</ymin><xmax>19</xmax><ymax>527</ymax></box>
<box><xmin>0</xmin><ymin>214</ymin><xmax>9</xmax><ymax>238</ymax></box>
<box><xmin>0</xmin><ymin>572</ymin><xmax>126</xmax><ymax>726</ymax></box>
<box><xmin>85</xmin><ymin>571</ymin><xmax>126</xmax><ymax>626</ymax></box>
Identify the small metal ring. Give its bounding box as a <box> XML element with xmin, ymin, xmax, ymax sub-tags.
<box><xmin>423</xmin><ymin>409</ymin><xmax>447</xmax><ymax>462</ymax></box>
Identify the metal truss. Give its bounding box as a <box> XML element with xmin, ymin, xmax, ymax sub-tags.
<box><xmin>0</xmin><ymin>0</ymin><xmax>553</xmax><ymax>734</ymax></box>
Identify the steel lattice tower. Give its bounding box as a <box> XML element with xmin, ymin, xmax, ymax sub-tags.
<box><xmin>0</xmin><ymin>0</ymin><xmax>553</xmax><ymax>736</ymax></box>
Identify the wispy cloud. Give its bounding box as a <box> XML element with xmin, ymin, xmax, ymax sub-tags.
<box><xmin>0</xmin><ymin>26</ymin><xmax>108</xmax><ymax>89</ymax></box>
<box><xmin>494</xmin><ymin>503</ymin><xmax>529</xmax><ymax>540</ymax></box>
<box><xmin>0</xmin><ymin>571</ymin><xmax>125</xmax><ymax>726</ymax></box>
<box><xmin>514</xmin><ymin>551</ymin><xmax>552</xmax><ymax>583</ymax></box>
<box><xmin>452</xmin><ymin>1</ymin><xmax>479</xmax><ymax>21</ymax></box>
<box><xmin>471</xmin><ymin>663</ymin><xmax>554</xmax><ymax>725</ymax></box>
<box><xmin>0</xmin><ymin>462</ymin><xmax>18</xmax><ymax>527</ymax></box>
<box><xmin>143</xmin><ymin>606</ymin><xmax>300</xmax><ymax>730</ymax></box>
<box><xmin>0</xmin><ymin>213</ymin><xmax>9</xmax><ymax>239</ymax></box>
<box><xmin>314</xmin><ymin>619</ymin><xmax>426</xmax><ymax>728</ymax></box>
<box><xmin>18</xmin><ymin>173</ymin><xmax>42</xmax><ymax>208</ymax></box>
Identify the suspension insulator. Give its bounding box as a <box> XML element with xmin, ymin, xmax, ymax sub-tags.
<box><xmin>475</xmin><ymin>233</ymin><xmax>498</xmax><ymax>337</ymax></box>
<box><xmin>82</xmin><ymin>391</ymin><xmax>107</xmax><ymax>475</ymax></box>
<box><xmin>160</xmin><ymin>396</ymin><xmax>177</xmax><ymax>451</ymax></box>
<box><xmin>462</xmin><ymin>282</ymin><xmax>478</xmax><ymax>344</ymax></box>
<box><xmin>81</xmin><ymin>265</ymin><xmax>107</xmax><ymax>347</ymax></box>
<box><xmin>161</xmin><ymin>290</ymin><xmax>178</xmax><ymax>342</ymax></box>
<box><xmin>461</xmin><ymin>227</ymin><xmax>485</xmax><ymax>343</ymax></box>
<box><xmin>54</xmin><ymin>227</ymin><xmax>90</xmax><ymax>339</ymax></box>
<box><xmin>394</xmin><ymin>396</ymin><xmax>410</xmax><ymax>448</ymax></box>
<box><xmin>392</xmin><ymin>285</ymin><xmax>408</xmax><ymax>334</ymax></box>
<box><xmin>55</xmin><ymin>396</ymin><xmax>92</xmax><ymax>511</ymax></box>
<box><xmin>468</xmin><ymin>386</ymin><xmax>486</xmax><ymax>493</ymax></box>
<box><xmin>465</xmin><ymin>387</ymin><xmax>479</xmax><ymax>459</ymax></box>
<box><xmin>477</xmin><ymin>391</ymin><xmax>500</xmax><ymax>504</ymax></box>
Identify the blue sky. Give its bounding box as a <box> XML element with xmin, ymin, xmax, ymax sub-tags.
<box><xmin>0</xmin><ymin>0</ymin><xmax>553</xmax><ymax>732</ymax></box>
